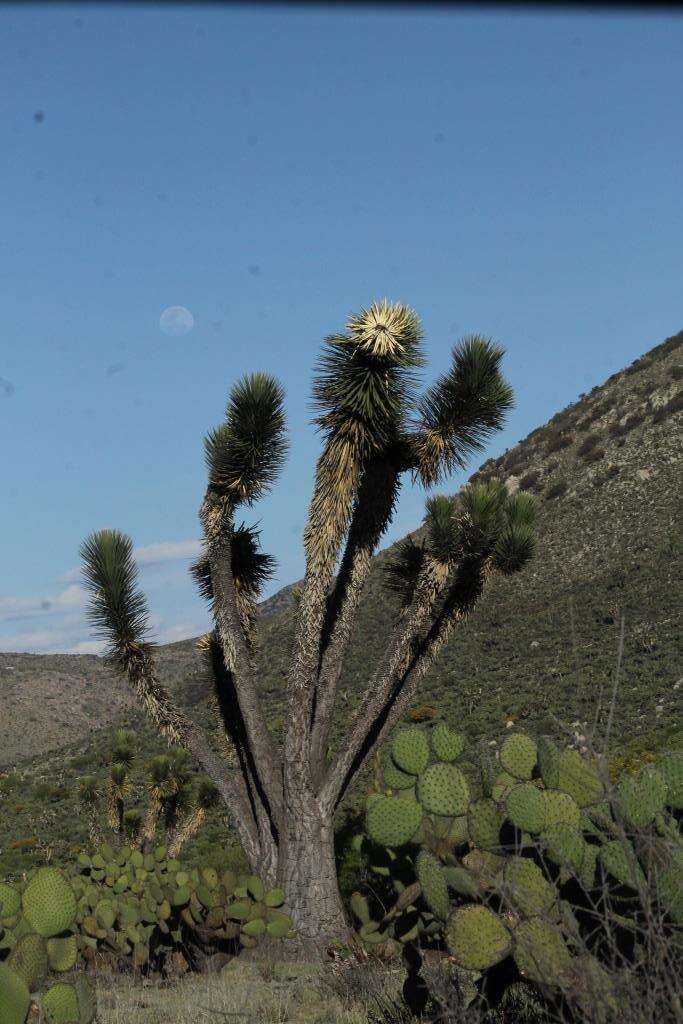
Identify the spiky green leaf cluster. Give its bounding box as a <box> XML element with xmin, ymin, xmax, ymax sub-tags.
<box><xmin>79</xmin><ymin>529</ymin><xmax>152</xmax><ymax>668</ymax></box>
<box><xmin>204</xmin><ymin>373</ymin><xmax>288</xmax><ymax>504</ymax></box>
<box><xmin>412</xmin><ymin>336</ymin><xmax>515</xmax><ymax>486</ymax></box>
<box><xmin>312</xmin><ymin>300</ymin><xmax>425</xmax><ymax>454</ymax></box>
<box><xmin>190</xmin><ymin>522</ymin><xmax>276</xmax><ymax>603</ymax></box>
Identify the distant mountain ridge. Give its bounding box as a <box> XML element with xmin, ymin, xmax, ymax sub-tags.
<box><xmin>1</xmin><ymin>327</ymin><xmax>681</xmax><ymax>773</ymax></box>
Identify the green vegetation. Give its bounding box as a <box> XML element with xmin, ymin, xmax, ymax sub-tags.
<box><xmin>347</xmin><ymin>722</ymin><xmax>682</xmax><ymax>1019</ymax></box>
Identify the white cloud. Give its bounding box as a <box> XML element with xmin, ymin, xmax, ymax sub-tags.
<box><xmin>134</xmin><ymin>539</ymin><xmax>202</xmax><ymax>566</ymax></box>
<box><xmin>1</xmin><ymin>539</ymin><xmax>205</xmax><ymax>654</ymax></box>
<box><xmin>158</xmin><ymin>621</ymin><xmax>205</xmax><ymax>645</ymax></box>
<box><xmin>0</xmin><ymin>584</ymin><xmax>87</xmax><ymax>622</ymax></box>
<box><xmin>60</xmin><ymin>537</ymin><xmax>202</xmax><ymax>582</ymax></box>
<box><xmin>0</xmin><ymin>626</ymin><xmax>78</xmax><ymax>653</ymax></box>
<box><xmin>70</xmin><ymin>639</ymin><xmax>108</xmax><ymax>655</ymax></box>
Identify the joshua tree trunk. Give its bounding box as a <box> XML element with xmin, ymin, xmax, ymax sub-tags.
<box><xmin>276</xmin><ymin>793</ymin><xmax>348</xmax><ymax>951</ymax></box>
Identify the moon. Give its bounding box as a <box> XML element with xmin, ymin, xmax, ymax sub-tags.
<box><xmin>159</xmin><ymin>305</ymin><xmax>194</xmax><ymax>336</ymax></box>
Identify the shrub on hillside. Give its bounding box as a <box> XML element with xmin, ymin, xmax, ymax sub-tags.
<box><xmin>518</xmin><ymin>470</ymin><xmax>541</xmax><ymax>492</ymax></box>
<box><xmin>653</xmin><ymin>392</ymin><xmax>683</xmax><ymax>423</ymax></box>
<box><xmin>545</xmin><ymin>431</ymin><xmax>573</xmax><ymax>455</ymax></box>
<box><xmin>583</xmin><ymin>446</ymin><xmax>606</xmax><ymax>464</ymax></box>
<box><xmin>595</xmin><ymin>465</ymin><xmax>621</xmax><ymax>488</ymax></box>
<box><xmin>545</xmin><ymin>479</ymin><xmax>568</xmax><ymax>499</ymax></box>
<box><xmin>624</xmin><ymin>356</ymin><xmax>653</xmax><ymax>376</ymax></box>
<box><xmin>609</xmin><ymin>411</ymin><xmax>645</xmax><ymax>437</ymax></box>
<box><xmin>576</xmin><ymin>433</ymin><xmax>601</xmax><ymax>458</ymax></box>
<box><xmin>670</xmin><ymin>364</ymin><xmax>683</xmax><ymax>381</ymax></box>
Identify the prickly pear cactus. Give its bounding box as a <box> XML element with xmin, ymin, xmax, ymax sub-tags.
<box><xmin>353</xmin><ymin>720</ymin><xmax>682</xmax><ymax>1012</ymax></box>
<box><xmin>0</xmin><ymin>871</ymin><xmax>96</xmax><ymax>1024</ymax></box>
<box><xmin>67</xmin><ymin>841</ymin><xmax>294</xmax><ymax>970</ymax></box>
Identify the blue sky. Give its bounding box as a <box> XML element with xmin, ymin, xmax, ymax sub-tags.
<box><xmin>1</xmin><ymin>5</ymin><xmax>681</xmax><ymax>654</ymax></box>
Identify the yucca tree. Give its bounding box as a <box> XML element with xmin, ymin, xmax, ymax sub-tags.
<box><xmin>167</xmin><ymin>775</ymin><xmax>219</xmax><ymax>858</ymax></box>
<box><xmin>80</xmin><ymin>299</ymin><xmax>536</xmax><ymax>953</ymax></box>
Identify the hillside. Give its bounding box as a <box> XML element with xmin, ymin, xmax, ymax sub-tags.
<box><xmin>1</xmin><ymin>327</ymin><xmax>681</xmax><ymax>876</ymax></box>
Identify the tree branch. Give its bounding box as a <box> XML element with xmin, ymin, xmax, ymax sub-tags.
<box><xmin>309</xmin><ymin>455</ymin><xmax>402</xmax><ymax>785</ymax></box>
<box><xmin>204</xmin><ymin>505</ymin><xmax>284</xmax><ymax>828</ymax></box>
<box><xmin>119</xmin><ymin>646</ymin><xmax>262</xmax><ymax>866</ymax></box>
<box><xmin>317</xmin><ymin>557</ymin><xmax>449</xmax><ymax>813</ymax></box>
<box><xmin>320</xmin><ymin>556</ymin><xmax>489</xmax><ymax>814</ymax></box>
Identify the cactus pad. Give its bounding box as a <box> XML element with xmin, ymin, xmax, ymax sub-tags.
<box><xmin>42</xmin><ymin>981</ymin><xmax>80</xmax><ymax>1024</ymax></box>
<box><xmin>506</xmin><ymin>783</ymin><xmax>546</xmax><ymax>834</ymax></box>
<box><xmin>467</xmin><ymin>799</ymin><xmax>503</xmax><ymax>851</ymax></box>
<box><xmin>600</xmin><ymin>840</ymin><xmax>646</xmax><ymax>890</ymax></box>
<box><xmin>430</xmin><ymin>723</ymin><xmax>465</xmax><ymax>762</ymax></box>
<box><xmin>391</xmin><ymin>728</ymin><xmax>430</xmax><ymax>776</ymax></box>
<box><xmin>350</xmin><ymin>892</ymin><xmax>371</xmax><ymax>926</ymax></box>
<box><xmin>7</xmin><ymin>933</ymin><xmax>48</xmax><ymax>990</ymax></box>
<box><xmin>417</xmin><ymin>763</ymin><xmax>470</xmax><ymax>816</ymax></box>
<box><xmin>658</xmin><ymin>751</ymin><xmax>683</xmax><ymax>810</ymax></box>
<box><xmin>0</xmin><ymin>962</ymin><xmax>30</xmax><ymax>1024</ymax></box>
<box><xmin>442</xmin><ymin>865</ymin><xmax>479</xmax><ymax>898</ymax></box>
<box><xmin>0</xmin><ymin>883</ymin><xmax>21</xmax><ymax>921</ymax></box>
<box><xmin>513</xmin><ymin>918</ymin><xmax>572</xmax><ymax>985</ymax></box>
<box><xmin>383</xmin><ymin>757</ymin><xmax>417</xmax><ymax>791</ymax></box>
<box><xmin>491</xmin><ymin>771</ymin><xmax>518</xmax><ymax>802</ymax></box>
<box><xmin>541</xmin><ymin>823</ymin><xmax>586</xmax><ymax>873</ymax></box>
<box><xmin>445</xmin><ymin>905</ymin><xmax>512</xmax><ymax>970</ymax></box>
<box><xmin>616</xmin><ymin>766</ymin><xmax>667</xmax><ymax>829</ymax></box>
<box><xmin>416</xmin><ymin>850</ymin><xmax>450</xmax><ymax>920</ymax></box>
<box><xmin>557</xmin><ymin>749</ymin><xmax>603</xmax><ymax>807</ymax></box>
<box><xmin>541</xmin><ymin>790</ymin><xmax>581</xmax><ymax>830</ymax></box>
<box><xmin>501</xmin><ymin>858</ymin><xmax>556</xmax><ymax>918</ymax></box>
<box><xmin>537</xmin><ymin>736</ymin><xmax>560</xmax><ymax>789</ymax></box>
<box><xmin>448</xmin><ymin>815</ymin><xmax>469</xmax><ymax>846</ymax></box>
<box><xmin>366</xmin><ymin>795</ymin><xmax>423</xmax><ymax>847</ymax></box>
<box><xmin>47</xmin><ymin>934</ymin><xmax>79</xmax><ymax>973</ymax></box>
<box><xmin>500</xmin><ymin>733</ymin><xmax>537</xmax><ymax>780</ymax></box>
<box><xmin>22</xmin><ymin>868</ymin><xmax>77</xmax><ymax>938</ymax></box>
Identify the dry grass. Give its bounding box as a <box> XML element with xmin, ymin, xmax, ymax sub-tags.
<box><xmin>95</xmin><ymin>960</ymin><xmax>370</xmax><ymax>1024</ymax></box>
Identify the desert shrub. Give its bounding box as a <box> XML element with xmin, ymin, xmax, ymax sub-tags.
<box><xmin>545</xmin><ymin>479</ymin><xmax>568</xmax><ymax>499</ymax></box>
<box><xmin>545</xmin><ymin>431</ymin><xmax>573</xmax><ymax>455</ymax></box>
<box><xmin>653</xmin><ymin>392</ymin><xmax>683</xmax><ymax>423</ymax></box>
<box><xmin>624</xmin><ymin>356</ymin><xmax>653</xmax><ymax>376</ymax></box>
<box><xmin>32</xmin><ymin>782</ymin><xmax>66</xmax><ymax>802</ymax></box>
<box><xmin>0</xmin><ymin>773</ymin><xmax>21</xmax><ymax>795</ymax></box>
<box><xmin>585</xmin><ymin>399</ymin><xmax>614</xmax><ymax>425</ymax></box>
<box><xmin>595</xmin><ymin>465</ymin><xmax>621</xmax><ymax>488</ymax></box>
<box><xmin>582</xmin><ymin>445</ymin><xmax>605</xmax><ymax>464</ymax></box>
<box><xmin>70</xmin><ymin>753</ymin><xmax>95</xmax><ymax>770</ymax></box>
<box><xmin>610</xmin><ymin>411</ymin><xmax>645</xmax><ymax>437</ymax></box>
<box><xmin>519</xmin><ymin>470</ymin><xmax>541</xmax><ymax>492</ymax></box>
<box><xmin>576</xmin><ymin>433</ymin><xmax>601</xmax><ymax>458</ymax></box>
